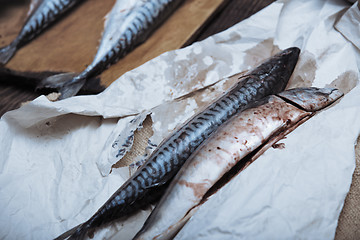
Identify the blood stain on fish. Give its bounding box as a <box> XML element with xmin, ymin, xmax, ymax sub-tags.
<box><xmin>178</xmin><ymin>180</ymin><xmax>209</xmax><ymax>199</ymax></box>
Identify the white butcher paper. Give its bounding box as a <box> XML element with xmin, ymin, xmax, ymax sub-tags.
<box><xmin>335</xmin><ymin>2</ymin><xmax>360</xmax><ymax>51</ymax></box>
<box><xmin>175</xmin><ymin>81</ymin><xmax>360</xmax><ymax>240</ymax></box>
<box><xmin>0</xmin><ymin>0</ymin><xmax>359</xmax><ymax>239</ymax></box>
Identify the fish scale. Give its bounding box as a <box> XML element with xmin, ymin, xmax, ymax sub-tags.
<box><xmin>58</xmin><ymin>47</ymin><xmax>300</xmax><ymax>240</ymax></box>
<box><xmin>0</xmin><ymin>0</ymin><xmax>82</xmax><ymax>65</ymax></box>
<box><xmin>133</xmin><ymin>87</ymin><xmax>343</xmax><ymax>240</ymax></box>
<box><xmin>85</xmin><ymin>0</ymin><xmax>182</xmax><ymax>76</ymax></box>
<box><xmin>39</xmin><ymin>0</ymin><xmax>184</xmax><ymax>99</ymax></box>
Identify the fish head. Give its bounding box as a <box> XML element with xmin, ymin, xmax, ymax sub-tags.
<box><xmin>251</xmin><ymin>47</ymin><xmax>301</xmax><ymax>93</ymax></box>
<box><xmin>276</xmin><ymin>87</ymin><xmax>344</xmax><ymax>112</ymax></box>
<box><xmin>276</xmin><ymin>47</ymin><xmax>301</xmax><ymax>73</ymax></box>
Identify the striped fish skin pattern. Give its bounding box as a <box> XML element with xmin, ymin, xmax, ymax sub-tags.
<box><xmin>133</xmin><ymin>87</ymin><xmax>343</xmax><ymax>240</ymax></box>
<box><xmin>78</xmin><ymin>0</ymin><xmax>184</xmax><ymax>80</ymax></box>
<box><xmin>0</xmin><ymin>0</ymin><xmax>82</xmax><ymax>65</ymax></box>
<box><xmin>38</xmin><ymin>0</ymin><xmax>184</xmax><ymax>99</ymax></box>
<box><xmin>61</xmin><ymin>47</ymin><xmax>300</xmax><ymax>240</ymax></box>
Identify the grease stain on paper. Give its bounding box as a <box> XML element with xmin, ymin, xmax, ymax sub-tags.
<box><xmin>213</xmin><ymin>31</ymin><xmax>242</xmax><ymax>45</ymax></box>
<box><xmin>327</xmin><ymin>71</ymin><xmax>358</xmax><ymax>95</ymax></box>
<box><xmin>108</xmin><ymin>39</ymin><xmax>299</xmax><ymax>173</ymax></box>
<box><xmin>243</xmin><ymin>39</ymin><xmax>280</xmax><ymax>71</ymax></box>
<box><xmin>287</xmin><ymin>50</ymin><xmax>317</xmax><ymax>89</ymax></box>
<box><xmin>163</xmin><ymin>43</ymin><xmax>233</xmax><ymax>94</ymax></box>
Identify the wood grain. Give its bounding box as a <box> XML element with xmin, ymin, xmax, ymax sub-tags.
<box><xmin>3</xmin><ymin>0</ymin><xmax>115</xmax><ymax>73</ymax></box>
<box><xmin>100</xmin><ymin>0</ymin><xmax>230</xmax><ymax>86</ymax></box>
<box><xmin>0</xmin><ymin>0</ymin><xmax>229</xmax><ymax>81</ymax></box>
<box><xmin>0</xmin><ymin>0</ymin><xmax>229</xmax><ymax>116</ymax></box>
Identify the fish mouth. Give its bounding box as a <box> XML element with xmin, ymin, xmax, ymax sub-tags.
<box><xmin>279</xmin><ymin>47</ymin><xmax>301</xmax><ymax>57</ymax></box>
<box><xmin>276</xmin><ymin>47</ymin><xmax>300</xmax><ymax>71</ymax></box>
<box><xmin>253</xmin><ymin>47</ymin><xmax>301</xmax><ymax>93</ymax></box>
<box><xmin>272</xmin><ymin>47</ymin><xmax>301</xmax><ymax>91</ymax></box>
<box><xmin>284</xmin><ymin>47</ymin><xmax>300</xmax><ymax>68</ymax></box>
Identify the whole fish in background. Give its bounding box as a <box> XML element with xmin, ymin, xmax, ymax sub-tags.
<box><xmin>38</xmin><ymin>0</ymin><xmax>184</xmax><ymax>100</ymax></box>
<box><xmin>133</xmin><ymin>87</ymin><xmax>343</xmax><ymax>240</ymax></box>
<box><xmin>0</xmin><ymin>0</ymin><xmax>83</xmax><ymax>65</ymax></box>
<box><xmin>55</xmin><ymin>47</ymin><xmax>300</xmax><ymax>240</ymax></box>
<box><xmin>0</xmin><ymin>67</ymin><xmax>104</xmax><ymax>93</ymax></box>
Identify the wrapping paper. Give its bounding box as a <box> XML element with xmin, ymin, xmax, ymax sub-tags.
<box><xmin>0</xmin><ymin>0</ymin><xmax>359</xmax><ymax>239</ymax></box>
<box><xmin>175</xmin><ymin>81</ymin><xmax>360</xmax><ymax>240</ymax></box>
<box><xmin>335</xmin><ymin>2</ymin><xmax>360</xmax><ymax>52</ymax></box>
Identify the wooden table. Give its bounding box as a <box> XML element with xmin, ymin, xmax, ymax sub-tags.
<box><xmin>0</xmin><ymin>0</ymin><xmax>274</xmax><ymax>116</ymax></box>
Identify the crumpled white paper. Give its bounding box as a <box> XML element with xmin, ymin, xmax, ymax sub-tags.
<box><xmin>175</xmin><ymin>78</ymin><xmax>360</xmax><ymax>240</ymax></box>
<box><xmin>335</xmin><ymin>2</ymin><xmax>360</xmax><ymax>50</ymax></box>
<box><xmin>0</xmin><ymin>0</ymin><xmax>359</xmax><ymax>239</ymax></box>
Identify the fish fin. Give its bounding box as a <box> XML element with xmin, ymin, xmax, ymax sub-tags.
<box><xmin>27</xmin><ymin>0</ymin><xmax>42</xmax><ymax>18</ymax></box>
<box><xmin>37</xmin><ymin>73</ymin><xmax>77</xmax><ymax>89</ymax></box>
<box><xmin>37</xmin><ymin>73</ymin><xmax>86</xmax><ymax>100</ymax></box>
<box><xmin>58</xmin><ymin>79</ymin><xmax>87</xmax><ymax>100</ymax></box>
<box><xmin>55</xmin><ymin>223</ymin><xmax>89</xmax><ymax>240</ymax></box>
<box><xmin>54</xmin><ymin>223</ymin><xmax>81</xmax><ymax>240</ymax></box>
<box><xmin>0</xmin><ymin>43</ymin><xmax>17</xmax><ymax>65</ymax></box>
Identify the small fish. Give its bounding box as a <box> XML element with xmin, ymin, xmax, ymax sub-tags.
<box><xmin>0</xmin><ymin>67</ymin><xmax>104</xmax><ymax>94</ymax></box>
<box><xmin>56</xmin><ymin>47</ymin><xmax>300</xmax><ymax>240</ymax></box>
<box><xmin>0</xmin><ymin>0</ymin><xmax>83</xmax><ymax>65</ymax></box>
<box><xmin>38</xmin><ymin>0</ymin><xmax>184</xmax><ymax>99</ymax></box>
<box><xmin>133</xmin><ymin>87</ymin><xmax>343</xmax><ymax>240</ymax></box>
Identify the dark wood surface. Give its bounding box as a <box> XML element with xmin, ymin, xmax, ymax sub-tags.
<box><xmin>195</xmin><ymin>0</ymin><xmax>274</xmax><ymax>42</ymax></box>
<box><xmin>0</xmin><ymin>0</ymin><xmax>275</xmax><ymax>116</ymax></box>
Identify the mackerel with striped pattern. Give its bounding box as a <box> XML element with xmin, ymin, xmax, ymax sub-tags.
<box><xmin>59</xmin><ymin>47</ymin><xmax>300</xmax><ymax>240</ymax></box>
<box><xmin>0</xmin><ymin>0</ymin><xmax>82</xmax><ymax>65</ymax></box>
<box><xmin>39</xmin><ymin>0</ymin><xmax>184</xmax><ymax>99</ymax></box>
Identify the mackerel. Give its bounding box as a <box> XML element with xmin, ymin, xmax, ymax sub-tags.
<box><xmin>0</xmin><ymin>67</ymin><xmax>104</xmax><ymax>94</ymax></box>
<box><xmin>133</xmin><ymin>87</ymin><xmax>343</xmax><ymax>240</ymax></box>
<box><xmin>38</xmin><ymin>0</ymin><xmax>184</xmax><ymax>99</ymax></box>
<box><xmin>57</xmin><ymin>47</ymin><xmax>300</xmax><ymax>240</ymax></box>
<box><xmin>0</xmin><ymin>0</ymin><xmax>83</xmax><ymax>65</ymax></box>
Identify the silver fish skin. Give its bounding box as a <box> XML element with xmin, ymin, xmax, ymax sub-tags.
<box><xmin>0</xmin><ymin>0</ymin><xmax>82</xmax><ymax>65</ymax></box>
<box><xmin>57</xmin><ymin>47</ymin><xmax>300</xmax><ymax>240</ymax></box>
<box><xmin>133</xmin><ymin>87</ymin><xmax>343</xmax><ymax>240</ymax></box>
<box><xmin>38</xmin><ymin>0</ymin><xmax>184</xmax><ymax>99</ymax></box>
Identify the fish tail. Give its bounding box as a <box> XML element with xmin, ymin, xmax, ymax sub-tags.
<box><xmin>37</xmin><ymin>73</ymin><xmax>86</xmax><ymax>100</ymax></box>
<box><xmin>67</xmin><ymin>225</ymin><xmax>88</xmax><ymax>240</ymax></box>
<box><xmin>0</xmin><ymin>42</ymin><xmax>17</xmax><ymax>65</ymax></box>
<box><xmin>54</xmin><ymin>222</ymin><xmax>89</xmax><ymax>240</ymax></box>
